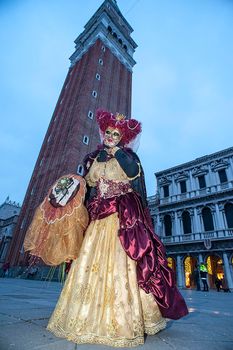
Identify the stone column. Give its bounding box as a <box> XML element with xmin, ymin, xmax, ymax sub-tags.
<box><xmin>208</xmin><ymin>164</ymin><xmax>215</xmax><ymax>187</ymax></box>
<box><xmin>189</xmin><ymin>170</ymin><xmax>195</xmax><ymax>191</ymax></box>
<box><xmin>174</xmin><ymin>211</ymin><xmax>180</xmax><ymax>235</ymax></box>
<box><xmin>197</xmin><ymin>207</ymin><xmax>204</xmax><ymax>232</ymax></box>
<box><xmin>193</xmin><ymin>208</ymin><xmax>201</xmax><ymax>233</ymax></box>
<box><xmin>215</xmin><ymin>203</ymin><xmax>225</xmax><ymax>229</ymax></box>
<box><xmin>223</xmin><ymin>252</ymin><xmax>233</xmax><ymax>290</ymax></box>
<box><xmin>171</xmin><ymin>177</ymin><xmax>175</xmax><ymax>197</ymax></box>
<box><xmin>198</xmin><ymin>253</ymin><xmax>203</xmax><ymax>264</ymax></box>
<box><xmin>227</xmin><ymin>157</ymin><xmax>233</xmax><ymax>181</ymax></box>
<box><xmin>177</xmin><ymin>211</ymin><xmax>183</xmax><ymax>235</ymax></box>
<box><xmin>176</xmin><ymin>255</ymin><xmax>184</xmax><ymax>288</ymax></box>
<box><xmin>209</xmin><ymin>204</ymin><xmax>217</xmax><ymax>230</ymax></box>
<box><xmin>189</xmin><ymin>208</ymin><xmax>194</xmax><ymax>234</ymax></box>
<box><xmin>219</xmin><ymin>203</ymin><xmax>227</xmax><ymax>229</ymax></box>
<box><xmin>156</xmin><ymin>215</ymin><xmax>162</xmax><ymax>236</ymax></box>
<box><xmin>160</xmin><ymin>216</ymin><xmax>165</xmax><ymax>237</ymax></box>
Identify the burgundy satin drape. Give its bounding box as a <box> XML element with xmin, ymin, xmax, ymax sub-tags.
<box><xmin>88</xmin><ymin>191</ymin><xmax>188</xmax><ymax>320</ymax></box>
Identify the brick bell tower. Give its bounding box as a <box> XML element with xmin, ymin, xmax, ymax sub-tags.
<box><xmin>8</xmin><ymin>0</ymin><xmax>137</xmax><ymax>266</ymax></box>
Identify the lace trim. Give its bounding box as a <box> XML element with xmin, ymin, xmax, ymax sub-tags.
<box><xmin>144</xmin><ymin>319</ymin><xmax>167</xmax><ymax>335</ymax></box>
<box><xmin>47</xmin><ymin>319</ymin><xmax>167</xmax><ymax>347</ymax></box>
<box><xmin>47</xmin><ymin>325</ymin><xmax>144</xmax><ymax>348</ymax></box>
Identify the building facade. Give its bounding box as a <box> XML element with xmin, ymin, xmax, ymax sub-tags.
<box><xmin>8</xmin><ymin>0</ymin><xmax>137</xmax><ymax>266</ymax></box>
<box><xmin>0</xmin><ymin>197</ymin><xmax>21</xmax><ymax>266</ymax></box>
<box><xmin>148</xmin><ymin>147</ymin><xmax>233</xmax><ymax>290</ymax></box>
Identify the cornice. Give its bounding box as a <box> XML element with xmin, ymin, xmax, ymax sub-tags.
<box><xmin>84</xmin><ymin>0</ymin><xmax>134</xmax><ymax>37</ymax></box>
<box><xmin>70</xmin><ymin>23</ymin><xmax>136</xmax><ymax>71</ymax></box>
<box><xmin>155</xmin><ymin>147</ymin><xmax>233</xmax><ymax>177</ymax></box>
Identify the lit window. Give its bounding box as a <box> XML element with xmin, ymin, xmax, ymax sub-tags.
<box><xmin>98</xmin><ymin>58</ymin><xmax>103</xmax><ymax>65</ymax></box>
<box><xmin>96</xmin><ymin>73</ymin><xmax>100</xmax><ymax>80</ymax></box>
<box><xmin>92</xmin><ymin>90</ymin><xmax>97</xmax><ymax>98</ymax></box>
<box><xmin>88</xmin><ymin>111</ymin><xmax>94</xmax><ymax>119</ymax></box>
<box><xmin>83</xmin><ymin>135</ymin><xmax>89</xmax><ymax>145</ymax></box>
<box><xmin>77</xmin><ymin>164</ymin><xmax>84</xmax><ymax>176</ymax></box>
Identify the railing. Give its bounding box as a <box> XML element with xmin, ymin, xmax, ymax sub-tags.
<box><xmin>157</xmin><ymin>180</ymin><xmax>233</xmax><ymax>205</ymax></box>
<box><xmin>161</xmin><ymin>229</ymin><xmax>233</xmax><ymax>244</ymax></box>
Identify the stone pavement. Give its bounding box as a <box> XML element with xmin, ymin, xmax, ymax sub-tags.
<box><xmin>0</xmin><ymin>278</ymin><xmax>233</xmax><ymax>350</ymax></box>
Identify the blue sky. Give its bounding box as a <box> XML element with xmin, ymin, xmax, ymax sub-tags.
<box><xmin>1</xmin><ymin>0</ymin><xmax>233</xmax><ymax>204</ymax></box>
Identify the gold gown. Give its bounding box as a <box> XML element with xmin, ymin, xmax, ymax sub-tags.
<box><xmin>47</xmin><ymin>158</ymin><xmax>166</xmax><ymax>347</ymax></box>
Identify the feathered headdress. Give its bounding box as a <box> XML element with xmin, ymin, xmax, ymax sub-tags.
<box><xmin>96</xmin><ymin>109</ymin><xmax>142</xmax><ymax>147</ymax></box>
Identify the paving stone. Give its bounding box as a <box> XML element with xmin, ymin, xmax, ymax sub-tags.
<box><xmin>0</xmin><ymin>278</ymin><xmax>233</xmax><ymax>350</ymax></box>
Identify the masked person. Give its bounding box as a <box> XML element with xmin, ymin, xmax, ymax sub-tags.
<box><xmin>47</xmin><ymin>110</ymin><xmax>188</xmax><ymax>347</ymax></box>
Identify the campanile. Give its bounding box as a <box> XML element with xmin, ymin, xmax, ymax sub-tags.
<box><xmin>8</xmin><ymin>0</ymin><xmax>137</xmax><ymax>266</ymax></box>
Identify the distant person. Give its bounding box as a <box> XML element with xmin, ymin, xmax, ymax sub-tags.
<box><xmin>2</xmin><ymin>261</ymin><xmax>10</xmax><ymax>277</ymax></box>
<box><xmin>199</xmin><ymin>263</ymin><xmax>209</xmax><ymax>292</ymax></box>
<box><xmin>193</xmin><ymin>265</ymin><xmax>201</xmax><ymax>291</ymax></box>
<box><xmin>222</xmin><ymin>277</ymin><xmax>230</xmax><ymax>293</ymax></box>
<box><xmin>214</xmin><ymin>277</ymin><xmax>222</xmax><ymax>292</ymax></box>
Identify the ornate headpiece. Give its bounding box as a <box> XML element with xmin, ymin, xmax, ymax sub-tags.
<box><xmin>96</xmin><ymin>109</ymin><xmax>142</xmax><ymax>146</ymax></box>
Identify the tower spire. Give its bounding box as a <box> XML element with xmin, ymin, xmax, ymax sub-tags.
<box><xmin>7</xmin><ymin>0</ymin><xmax>137</xmax><ymax>267</ymax></box>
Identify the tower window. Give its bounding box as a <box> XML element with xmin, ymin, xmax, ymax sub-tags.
<box><xmin>180</xmin><ymin>180</ymin><xmax>187</xmax><ymax>193</ymax></box>
<box><xmin>47</xmin><ymin>135</ymin><xmax>51</xmax><ymax>143</ymax></box>
<box><xmin>39</xmin><ymin>158</ymin><xmax>44</xmax><ymax>166</ymax></box>
<box><xmin>92</xmin><ymin>90</ymin><xmax>97</xmax><ymax>98</ymax></box>
<box><xmin>198</xmin><ymin>175</ymin><xmax>206</xmax><ymax>189</ymax></box>
<box><xmin>88</xmin><ymin>111</ymin><xmax>94</xmax><ymax>119</ymax></box>
<box><xmin>77</xmin><ymin>164</ymin><xmax>84</xmax><ymax>176</ymax></box>
<box><xmin>218</xmin><ymin>169</ymin><xmax>227</xmax><ymax>183</ymax></box>
<box><xmin>98</xmin><ymin>58</ymin><xmax>103</xmax><ymax>65</ymax></box>
<box><xmin>83</xmin><ymin>135</ymin><xmax>89</xmax><ymax>145</ymax></box>
<box><xmin>96</xmin><ymin>73</ymin><xmax>100</xmax><ymax>80</ymax></box>
<box><xmin>163</xmin><ymin>185</ymin><xmax>169</xmax><ymax>198</ymax></box>
<box><xmin>60</xmin><ymin>98</ymin><xmax>63</xmax><ymax>105</ymax></box>
<box><xmin>101</xmin><ymin>45</ymin><xmax>106</xmax><ymax>52</ymax></box>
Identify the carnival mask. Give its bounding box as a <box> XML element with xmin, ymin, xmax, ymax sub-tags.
<box><xmin>103</xmin><ymin>127</ymin><xmax>122</xmax><ymax>148</ymax></box>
